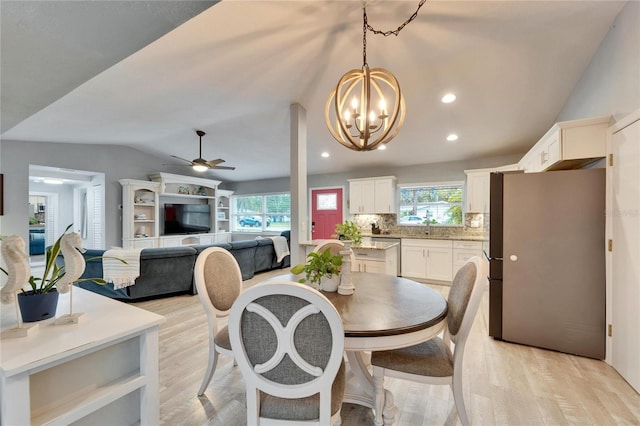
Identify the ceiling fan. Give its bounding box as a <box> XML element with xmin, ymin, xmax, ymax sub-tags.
<box><xmin>169</xmin><ymin>130</ymin><xmax>235</xmax><ymax>172</ymax></box>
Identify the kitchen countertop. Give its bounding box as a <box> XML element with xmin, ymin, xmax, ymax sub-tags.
<box><xmin>362</xmin><ymin>233</ymin><xmax>487</xmax><ymax>242</ymax></box>
<box><xmin>300</xmin><ymin>240</ymin><xmax>400</xmax><ymax>250</ymax></box>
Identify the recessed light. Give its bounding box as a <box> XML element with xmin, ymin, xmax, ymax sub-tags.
<box><xmin>321</xmin><ymin>152</ymin><xmax>330</xmax><ymax>158</ymax></box>
<box><xmin>446</xmin><ymin>134</ymin><xmax>458</xmax><ymax>142</ymax></box>
<box><xmin>44</xmin><ymin>179</ymin><xmax>64</xmax><ymax>185</ymax></box>
<box><xmin>377</xmin><ymin>145</ymin><xmax>387</xmax><ymax>151</ymax></box>
<box><xmin>441</xmin><ymin>93</ymin><xmax>456</xmax><ymax>103</ymax></box>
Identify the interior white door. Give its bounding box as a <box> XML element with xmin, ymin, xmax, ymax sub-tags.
<box><xmin>610</xmin><ymin>116</ymin><xmax>640</xmax><ymax>393</ymax></box>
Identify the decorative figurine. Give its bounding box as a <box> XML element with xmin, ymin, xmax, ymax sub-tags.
<box><xmin>1</xmin><ymin>236</ymin><xmax>39</xmax><ymax>338</ymax></box>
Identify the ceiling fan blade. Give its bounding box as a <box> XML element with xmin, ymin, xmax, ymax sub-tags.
<box><xmin>211</xmin><ymin>165</ymin><xmax>236</xmax><ymax>170</ymax></box>
<box><xmin>206</xmin><ymin>158</ymin><xmax>225</xmax><ymax>167</ymax></box>
<box><xmin>170</xmin><ymin>155</ymin><xmax>194</xmax><ymax>165</ymax></box>
<box><xmin>163</xmin><ymin>163</ymin><xmax>195</xmax><ymax>167</ymax></box>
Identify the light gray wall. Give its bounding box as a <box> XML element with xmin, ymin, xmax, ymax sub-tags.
<box><xmin>228</xmin><ymin>153</ymin><xmax>523</xmax><ymax>195</ymax></box>
<box><xmin>557</xmin><ymin>1</ymin><xmax>639</xmax><ymax>123</ymax></box>
<box><xmin>1</xmin><ymin>140</ymin><xmax>180</xmax><ymax>248</ymax></box>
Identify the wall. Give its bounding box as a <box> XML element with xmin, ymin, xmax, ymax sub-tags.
<box><xmin>228</xmin><ymin>153</ymin><xmax>523</xmax><ymax>195</ymax></box>
<box><xmin>1</xmin><ymin>140</ymin><xmax>175</xmax><ymax>248</ymax></box>
<box><xmin>557</xmin><ymin>1</ymin><xmax>639</xmax><ymax>123</ymax></box>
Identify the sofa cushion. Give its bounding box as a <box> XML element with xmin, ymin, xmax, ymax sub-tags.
<box><xmin>255</xmin><ymin>238</ymin><xmax>277</xmax><ymax>273</ymax></box>
<box><xmin>228</xmin><ymin>240</ymin><xmax>258</xmax><ymax>280</ymax></box>
<box><xmin>192</xmin><ymin>243</ymin><xmax>232</xmax><ymax>255</ymax></box>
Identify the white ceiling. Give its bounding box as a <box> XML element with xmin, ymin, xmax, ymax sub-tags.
<box><xmin>1</xmin><ymin>1</ymin><xmax>626</xmax><ymax>183</ymax></box>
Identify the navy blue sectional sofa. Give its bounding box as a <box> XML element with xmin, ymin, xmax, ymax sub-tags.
<box><xmin>63</xmin><ymin>231</ymin><xmax>291</xmax><ymax>302</ymax></box>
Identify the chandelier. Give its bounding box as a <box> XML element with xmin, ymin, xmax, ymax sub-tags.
<box><xmin>325</xmin><ymin>1</ymin><xmax>425</xmax><ymax>151</ymax></box>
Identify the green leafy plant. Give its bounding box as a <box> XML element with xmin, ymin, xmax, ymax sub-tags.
<box><xmin>291</xmin><ymin>248</ymin><xmax>343</xmax><ymax>285</ymax></box>
<box><xmin>1</xmin><ymin>224</ymin><xmax>123</xmax><ymax>294</ymax></box>
<box><xmin>333</xmin><ymin>220</ymin><xmax>362</xmax><ymax>245</ymax></box>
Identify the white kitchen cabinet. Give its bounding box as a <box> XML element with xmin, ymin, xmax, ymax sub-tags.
<box><xmin>519</xmin><ymin>115</ymin><xmax>610</xmax><ymax>173</ymax></box>
<box><xmin>349</xmin><ymin>179</ymin><xmax>374</xmax><ymax>214</ymax></box>
<box><xmin>465</xmin><ymin>164</ymin><xmax>518</xmax><ymax>212</ymax></box>
<box><xmin>374</xmin><ymin>178</ymin><xmax>397</xmax><ymax>213</ymax></box>
<box><xmin>465</xmin><ymin>171</ymin><xmax>490</xmax><ymax>213</ymax></box>
<box><xmin>453</xmin><ymin>240</ymin><xmax>483</xmax><ymax>276</ymax></box>
<box><xmin>352</xmin><ymin>245</ymin><xmax>398</xmax><ymax>276</ymax></box>
<box><xmin>348</xmin><ymin>176</ymin><xmax>396</xmax><ymax>214</ymax></box>
<box><xmin>401</xmin><ymin>239</ymin><xmax>453</xmax><ymax>282</ymax></box>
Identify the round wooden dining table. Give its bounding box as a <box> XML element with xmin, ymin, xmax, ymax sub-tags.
<box><xmin>268</xmin><ymin>271</ymin><xmax>448</xmax><ymax>418</ymax></box>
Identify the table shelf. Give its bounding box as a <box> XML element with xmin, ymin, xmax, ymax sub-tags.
<box><xmin>31</xmin><ymin>373</ymin><xmax>146</xmax><ymax>425</ymax></box>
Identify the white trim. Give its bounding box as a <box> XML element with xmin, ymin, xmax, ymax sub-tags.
<box><xmin>605</xmin><ymin>108</ymin><xmax>640</xmax><ymax>366</ymax></box>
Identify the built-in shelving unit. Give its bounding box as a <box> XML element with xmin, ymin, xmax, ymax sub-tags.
<box><xmin>215</xmin><ymin>189</ymin><xmax>234</xmax><ymax>235</ymax></box>
<box><xmin>120</xmin><ymin>179</ymin><xmax>161</xmax><ymax>249</ymax></box>
<box><xmin>120</xmin><ymin>173</ymin><xmax>234</xmax><ymax>248</ymax></box>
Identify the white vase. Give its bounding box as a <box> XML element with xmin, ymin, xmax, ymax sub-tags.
<box><xmin>320</xmin><ymin>275</ymin><xmax>340</xmax><ymax>292</ymax></box>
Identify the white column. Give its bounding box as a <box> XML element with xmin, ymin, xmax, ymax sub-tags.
<box><xmin>290</xmin><ymin>103</ymin><xmax>308</xmax><ymax>266</ymax></box>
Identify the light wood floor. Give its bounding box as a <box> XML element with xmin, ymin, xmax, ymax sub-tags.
<box><xmin>134</xmin><ymin>269</ymin><xmax>640</xmax><ymax>425</ymax></box>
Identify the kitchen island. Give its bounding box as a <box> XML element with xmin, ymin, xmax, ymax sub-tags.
<box><xmin>301</xmin><ymin>240</ymin><xmax>399</xmax><ymax>276</ymax></box>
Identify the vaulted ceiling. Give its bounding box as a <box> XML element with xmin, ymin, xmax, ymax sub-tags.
<box><xmin>1</xmin><ymin>1</ymin><xmax>626</xmax><ymax>182</ymax></box>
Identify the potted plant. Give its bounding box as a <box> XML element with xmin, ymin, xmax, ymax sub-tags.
<box><xmin>333</xmin><ymin>220</ymin><xmax>363</xmax><ymax>245</ymax></box>
<box><xmin>291</xmin><ymin>248</ymin><xmax>343</xmax><ymax>292</ymax></box>
<box><xmin>1</xmin><ymin>225</ymin><xmax>114</xmax><ymax>322</ymax></box>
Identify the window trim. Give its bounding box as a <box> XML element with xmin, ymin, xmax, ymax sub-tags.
<box><xmin>231</xmin><ymin>192</ymin><xmax>291</xmax><ymax>233</ymax></box>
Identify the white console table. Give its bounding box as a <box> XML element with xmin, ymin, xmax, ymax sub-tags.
<box><xmin>1</xmin><ymin>287</ymin><xmax>165</xmax><ymax>425</ymax></box>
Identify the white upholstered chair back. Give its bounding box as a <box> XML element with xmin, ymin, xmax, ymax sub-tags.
<box><xmin>194</xmin><ymin>247</ymin><xmax>243</xmax><ymax>396</ymax></box>
<box><xmin>229</xmin><ymin>280</ymin><xmax>345</xmax><ymax>425</ymax></box>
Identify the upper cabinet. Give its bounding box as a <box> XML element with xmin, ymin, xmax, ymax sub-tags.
<box><xmin>465</xmin><ymin>171</ymin><xmax>490</xmax><ymax>213</ymax></box>
<box><xmin>465</xmin><ymin>164</ymin><xmax>517</xmax><ymax>213</ymax></box>
<box><xmin>348</xmin><ymin>176</ymin><xmax>397</xmax><ymax>214</ymax></box>
<box><xmin>518</xmin><ymin>115</ymin><xmax>610</xmax><ymax>173</ymax></box>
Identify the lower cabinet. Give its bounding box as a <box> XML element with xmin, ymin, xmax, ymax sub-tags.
<box><xmin>352</xmin><ymin>246</ymin><xmax>398</xmax><ymax>276</ymax></box>
<box><xmin>127</xmin><ymin>237</ymin><xmax>158</xmax><ymax>249</ymax></box>
<box><xmin>452</xmin><ymin>240</ymin><xmax>483</xmax><ymax>276</ymax></box>
<box><xmin>158</xmin><ymin>233</ymin><xmax>221</xmax><ymax>247</ymax></box>
<box><xmin>401</xmin><ymin>239</ymin><xmax>453</xmax><ymax>282</ymax></box>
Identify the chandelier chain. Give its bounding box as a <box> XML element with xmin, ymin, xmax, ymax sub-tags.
<box><xmin>365</xmin><ymin>0</ymin><xmax>426</xmax><ymax>37</ymax></box>
<box><xmin>362</xmin><ymin>0</ymin><xmax>426</xmax><ymax>66</ymax></box>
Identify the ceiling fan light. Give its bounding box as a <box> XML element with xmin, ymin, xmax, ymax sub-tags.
<box><xmin>192</xmin><ymin>164</ymin><xmax>208</xmax><ymax>172</ymax></box>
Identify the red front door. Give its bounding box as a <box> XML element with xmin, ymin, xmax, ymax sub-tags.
<box><xmin>311</xmin><ymin>188</ymin><xmax>343</xmax><ymax>240</ymax></box>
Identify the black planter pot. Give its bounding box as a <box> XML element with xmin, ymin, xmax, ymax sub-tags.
<box><xmin>17</xmin><ymin>290</ymin><xmax>59</xmax><ymax>322</ymax></box>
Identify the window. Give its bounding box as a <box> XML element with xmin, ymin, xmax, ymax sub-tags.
<box><xmin>398</xmin><ymin>182</ymin><xmax>464</xmax><ymax>226</ymax></box>
<box><xmin>232</xmin><ymin>193</ymin><xmax>291</xmax><ymax>232</ymax></box>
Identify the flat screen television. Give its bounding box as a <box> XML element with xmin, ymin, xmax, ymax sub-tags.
<box><xmin>163</xmin><ymin>203</ymin><xmax>212</xmax><ymax>235</ymax></box>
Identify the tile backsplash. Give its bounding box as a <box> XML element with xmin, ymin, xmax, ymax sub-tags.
<box><xmin>351</xmin><ymin>213</ymin><xmax>488</xmax><ymax>238</ymax></box>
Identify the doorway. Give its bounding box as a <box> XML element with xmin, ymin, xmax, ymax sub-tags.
<box><xmin>29</xmin><ymin>165</ymin><xmax>105</xmax><ymax>266</ymax></box>
<box><xmin>311</xmin><ymin>188</ymin><xmax>344</xmax><ymax>240</ymax></box>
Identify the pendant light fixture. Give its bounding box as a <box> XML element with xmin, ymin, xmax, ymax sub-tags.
<box><xmin>325</xmin><ymin>1</ymin><xmax>425</xmax><ymax>151</ymax></box>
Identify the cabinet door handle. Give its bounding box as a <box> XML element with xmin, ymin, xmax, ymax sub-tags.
<box><xmin>540</xmin><ymin>151</ymin><xmax>548</xmax><ymax>164</ymax></box>
<box><xmin>363</xmin><ymin>264</ymin><xmax>367</xmax><ymax>272</ymax></box>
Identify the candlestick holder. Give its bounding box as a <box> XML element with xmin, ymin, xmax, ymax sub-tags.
<box><xmin>338</xmin><ymin>240</ymin><xmax>355</xmax><ymax>295</ymax></box>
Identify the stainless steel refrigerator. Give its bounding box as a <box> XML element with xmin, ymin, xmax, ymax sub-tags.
<box><xmin>488</xmin><ymin>168</ymin><xmax>606</xmax><ymax>359</ymax></box>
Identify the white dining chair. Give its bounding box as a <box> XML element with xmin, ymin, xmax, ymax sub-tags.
<box><xmin>313</xmin><ymin>239</ymin><xmax>356</xmax><ymax>267</ymax></box>
<box><xmin>194</xmin><ymin>247</ymin><xmax>243</xmax><ymax>396</ymax></box>
<box><xmin>371</xmin><ymin>256</ymin><xmax>485</xmax><ymax>426</ymax></box>
<box><xmin>229</xmin><ymin>280</ymin><xmax>346</xmax><ymax>425</ymax></box>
